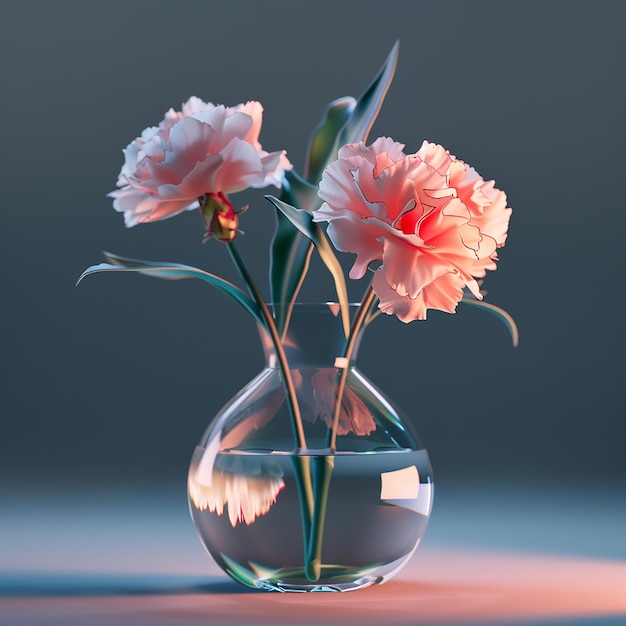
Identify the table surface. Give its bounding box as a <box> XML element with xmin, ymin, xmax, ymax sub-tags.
<box><xmin>2</xmin><ymin>482</ymin><xmax>625</xmax><ymax>626</ymax></box>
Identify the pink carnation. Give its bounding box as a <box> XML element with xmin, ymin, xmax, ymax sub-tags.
<box><xmin>313</xmin><ymin>138</ymin><xmax>511</xmax><ymax>322</ymax></box>
<box><xmin>109</xmin><ymin>97</ymin><xmax>292</xmax><ymax>227</ymax></box>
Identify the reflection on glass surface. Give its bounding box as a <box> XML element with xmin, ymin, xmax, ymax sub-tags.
<box><xmin>189</xmin><ymin>446</ymin><xmax>285</xmax><ymax>527</ymax></box>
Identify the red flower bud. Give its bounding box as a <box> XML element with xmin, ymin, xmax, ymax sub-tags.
<box><xmin>201</xmin><ymin>192</ymin><xmax>239</xmax><ymax>242</ymax></box>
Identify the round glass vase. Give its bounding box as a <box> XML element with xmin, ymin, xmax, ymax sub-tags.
<box><xmin>188</xmin><ymin>303</ymin><xmax>433</xmax><ymax>592</ymax></box>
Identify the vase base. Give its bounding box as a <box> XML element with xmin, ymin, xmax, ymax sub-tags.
<box><xmin>256</xmin><ymin>576</ymin><xmax>382</xmax><ymax>593</ymax></box>
<box><xmin>228</xmin><ymin>567</ymin><xmax>386</xmax><ymax>593</ymax></box>
<box><xmin>220</xmin><ymin>555</ymin><xmax>416</xmax><ymax>592</ymax></box>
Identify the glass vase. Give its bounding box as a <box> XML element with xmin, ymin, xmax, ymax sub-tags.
<box><xmin>188</xmin><ymin>303</ymin><xmax>433</xmax><ymax>592</ymax></box>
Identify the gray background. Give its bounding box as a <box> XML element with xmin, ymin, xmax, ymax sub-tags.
<box><xmin>2</xmin><ymin>0</ymin><xmax>624</xmax><ymax>497</ymax></box>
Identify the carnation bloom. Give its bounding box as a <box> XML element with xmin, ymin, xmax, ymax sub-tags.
<box><xmin>109</xmin><ymin>97</ymin><xmax>292</xmax><ymax>228</ymax></box>
<box><xmin>313</xmin><ymin>137</ymin><xmax>511</xmax><ymax>321</ymax></box>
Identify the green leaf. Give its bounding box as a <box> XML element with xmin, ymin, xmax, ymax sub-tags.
<box><xmin>77</xmin><ymin>252</ymin><xmax>265</xmax><ymax>327</ymax></box>
<box><xmin>304</xmin><ymin>96</ymin><xmax>356</xmax><ymax>184</ymax></box>
<box><xmin>266</xmin><ymin>197</ymin><xmax>351</xmax><ymax>338</ymax></box>
<box><xmin>270</xmin><ymin>172</ymin><xmax>321</xmax><ymax>336</ymax></box>
<box><xmin>270</xmin><ymin>212</ymin><xmax>314</xmax><ymax>337</ymax></box>
<box><xmin>460</xmin><ymin>298</ymin><xmax>519</xmax><ymax>347</ymax></box>
<box><xmin>336</xmin><ymin>40</ymin><xmax>399</xmax><ymax>150</ymax></box>
<box><xmin>282</xmin><ymin>169</ymin><xmax>320</xmax><ymax>212</ymax></box>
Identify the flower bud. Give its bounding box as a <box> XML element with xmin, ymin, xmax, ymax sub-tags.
<box><xmin>201</xmin><ymin>192</ymin><xmax>239</xmax><ymax>242</ymax></box>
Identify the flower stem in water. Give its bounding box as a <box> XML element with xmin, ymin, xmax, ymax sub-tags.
<box><xmin>305</xmin><ymin>455</ymin><xmax>335</xmax><ymax>582</ymax></box>
<box><xmin>291</xmin><ymin>455</ymin><xmax>314</xmax><ymax>542</ymax></box>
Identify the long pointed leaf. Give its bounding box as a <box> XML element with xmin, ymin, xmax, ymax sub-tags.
<box><xmin>336</xmin><ymin>40</ymin><xmax>399</xmax><ymax>149</ymax></box>
<box><xmin>460</xmin><ymin>298</ymin><xmax>519</xmax><ymax>347</ymax></box>
<box><xmin>270</xmin><ymin>171</ymin><xmax>321</xmax><ymax>335</ymax></box>
<box><xmin>270</xmin><ymin>213</ymin><xmax>314</xmax><ymax>337</ymax></box>
<box><xmin>77</xmin><ymin>253</ymin><xmax>264</xmax><ymax>327</ymax></box>
<box><xmin>282</xmin><ymin>169</ymin><xmax>321</xmax><ymax>213</ymax></box>
<box><xmin>266</xmin><ymin>197</ymin><xmax>351</xmax><ymax>338</ymax></box>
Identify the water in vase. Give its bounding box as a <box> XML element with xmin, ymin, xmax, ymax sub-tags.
<box><xmin>189</xmin><ymin>447</ymin><xmax>433</xmax><ymax>592</ymax></box>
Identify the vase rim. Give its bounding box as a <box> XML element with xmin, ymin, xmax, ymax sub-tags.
<box><xmin>267</xmin><ymin>301</ymin><xmax>363</xmax><ymax>309</ymax></box>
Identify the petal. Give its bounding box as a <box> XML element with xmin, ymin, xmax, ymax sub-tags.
<box><xmin>253</xmin><ymin>150</ymin><xmax>292</xmax><ymax>188</ymax></box>
<box><xmin>109</xmin><ymin>186</ymin><xmax>196</xmax><ymax>226</ymax></box>
<box><xmin>167</xmin><ymin>116</ymin><xmax>215</xmax><ymax>164</ymax></box>
<box><xmin>373</xmin><ymin>151</ymin><xmax>396</xmax><ymax>178</ymax></box>
<box><xmin>369</xmin><ymin>136</ymin><xmax>407</xmax><ymax>162</ymax></box>
<box><xmin>373</xmin><ymin>269</ymin><xmax>427</xmax><ymax>321</ymax></box>
<box><xmin>200</xmin><ymin>109</ymin><xmax>254</xmax><ymax>153</ymax></box>
<box><xmin>374</xmin><ymin>268</ymin><xmax>465</xmax><ymax>322</ymax></box>
<box><xmin>109</xmin><ymin>186</ymin><xmax>160</xmax><ymax>227</ymax></box>
<box><xmin>319</xmin><ymin>157</ymin><xmax>378</xmax><ymax>218</ymax></box>
<box><xmin>141</xmin><ymin>197</ymin><xmax>199</xmax><ymax>222</ymax></box>
<box><xmin>156</xmin><ymin>153</ymin><xmax>224</xmax><ymax>200</ymax></box>
<box><xmin>363</xmin><ymin>154</ymin><xmax>452</xmax><ymax>225</ymax></box>
<box><xmin>418</xmin><ymin>198</ymin><xmax>471</xmax><ymax>251</ymax></box>
<box><xmin>381</xmin><ymin>236</ymin><xmax>456</xmax><ymax>298</ymax></box>
<box><xmin>449</xmin><ymin>163</ymin><xmax>512</xmax><ymax>246</ymax></box>
<box><xmin>212</xmin><ymin>137</ymin><xmax>265</xmax><ymax>192</ymax></box>
<box><xmin>181</xmin><ymin>96</ymin><xmax>215</xmax><ymax>117</ymax></box>
<box><xmin>476</xmin><ymin>184</ymin><xmax>512</xmax><ymax>247</ymax></box>
<box><xmin>337</xmin><ymin>137</ymin><xmax>406</xmax><ymax>164</ymax></box>
<box><xmin>416</xmin><ymin>141</ymin><xmax>454</xmax><ymax>177</ymax></box>
<box><xmin>315</xmin><ymin>205</ymin><xmax>385</xmax><ymax>279</ymax></box>
<box><xmin>236</xmin><ymin>101</ymin><xmax>264</xmax><ymax>149</ymax></box>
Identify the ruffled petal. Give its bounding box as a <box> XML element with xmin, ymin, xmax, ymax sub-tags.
<box><xmin>237</xmin><ymin>101</ymin><xmax>264</xmax><ymax>150</ymax></box>
<box><xmin>374</xmin><ymin>269</ymin><xmax>465</xmax><ymax>322</ymax></box>
<box><xmin>255</xmin><ymin>150</ymin><xmax>291</xmax><ymax>188</ymax></box>
<box><xmin>381</xmin><ymin>237</ymin><xmax>454</xmax><ymax>299</ymax></box>
<box><xmin>315</xmin><ymin>204</ymin><xmax>385</xmax><ymax>279</ymax></box>
<box><xmin>319</xmin><ymin>157</ymin><xmax>378</xmax><ymax>218</ymax></box>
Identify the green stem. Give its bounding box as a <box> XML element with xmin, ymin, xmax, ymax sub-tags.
<box><xmin>363</xmin><ymin>293</ymin><xmax>381</xmax><ymax>327</ymax></box>
<box><xmin>226</xmin><ymin>241</ymin><xmax>308</xmax><ymax>451</ymax></box>
<box><xmin>305</xmin><ymin>455</ymin><xmax>334</xmax><ymax>582</ymax></box>
<box><xmin>291</xmin><ymin>455</ymin><xmax>314</xmax><ymax>547</ymax></box>
<box><xmin>278</xmin><ymin>243</ymin><xmax>315</xmax><ymax>342</ymax></box>
<box><xmin>328</xmin><ymin>283</ymin><xmax>377</xmax><ymax>451</ymax></box>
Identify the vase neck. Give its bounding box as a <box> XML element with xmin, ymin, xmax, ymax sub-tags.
<box><xmin>259</xmin><ymin>304</ymin><xmax>364</xmax><ymax>369</ymax></box>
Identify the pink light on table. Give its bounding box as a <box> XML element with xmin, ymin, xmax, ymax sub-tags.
<box><xmin>2</xmin><ymin>547</ymin><xmax>625</xmax><ymax>625</ymax></box>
